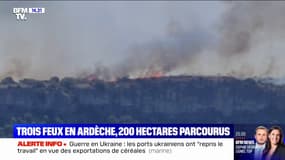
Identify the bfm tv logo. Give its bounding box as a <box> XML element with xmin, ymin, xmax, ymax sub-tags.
<box><xmin>13</xmin><ymin>8</ymin><xmax>45</xmax><ymax>21</ymax></box>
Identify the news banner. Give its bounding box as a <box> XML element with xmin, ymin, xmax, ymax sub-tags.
<box><xmin>0</xmin><ymin>124</ymin><xmax>238</xmax><ymax>159</ymax></box>
<box><xmin>0</xmin><ymin>123</ymin><xmax>281</xmax><ymax>160</ymax></box>
<box><xmin>2</xmin><ymin>123</ymin><xmax>279</xmax><ymax>160</ymax></box>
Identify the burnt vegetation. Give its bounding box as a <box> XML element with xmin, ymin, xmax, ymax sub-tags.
<box><xmin>0</xmin><ymin>75</ymin><xmax>285</xmax><ymax>137</ymax></box>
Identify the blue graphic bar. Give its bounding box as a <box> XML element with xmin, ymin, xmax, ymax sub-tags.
<box><xmin>14</xmin><ymin>124</ymin><xmax>233</xmax><ymax>138</ymax></box>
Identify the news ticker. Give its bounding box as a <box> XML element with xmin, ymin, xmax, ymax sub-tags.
<box><xmin>0</xmin><ymin>124</ymin><xmax>283</xmax><ymax>160</ymax></box>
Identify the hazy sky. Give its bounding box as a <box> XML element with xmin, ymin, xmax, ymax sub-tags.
<box><xmin>1</xmin><ymin>1</ymin><xmax>285</xmax><ymax>80</ymax></box>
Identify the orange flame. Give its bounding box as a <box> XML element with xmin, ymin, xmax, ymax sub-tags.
<box><xmin>86</xmin><ymin>74</ymin><xmax>97</xmax><ymax>81</ymax></box>
<box><xmin>149</xmin><ymin>71</ymin><xmax>164</xmax><ymax>78</ymax></box>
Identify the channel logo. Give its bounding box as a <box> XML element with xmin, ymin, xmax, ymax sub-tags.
<box><xmin>12</xmin><ymin>8</ymin><xmax>45</xmax><ymax>21</ymax></box>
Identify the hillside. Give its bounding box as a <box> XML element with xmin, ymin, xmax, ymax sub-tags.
<box><xmin>0</xmin><ymin>76</ymin><xmax>284</xmax><ymax>136</ymax></box>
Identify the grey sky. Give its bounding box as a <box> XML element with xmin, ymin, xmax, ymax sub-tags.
<box><xmin>0</xmin><ymin>1</ymin><xmax>225</xmax><ymax>79</ymax></box>
<box><xmin>1</xmin><ymin>1</ymin><xmax>285</xmax><ymax>80</ymax></box>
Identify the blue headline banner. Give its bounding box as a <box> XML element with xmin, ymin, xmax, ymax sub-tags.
<box><xmin>14</xmin><ymin>124</ymin><xmax>234</xmax><ymax>138</ymax></box>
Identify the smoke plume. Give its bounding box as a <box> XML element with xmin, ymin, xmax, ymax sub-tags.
<box><xmin>1</xmin><ymin>2</ymin><xmax>285</xmax><ymax>81</ymax></box>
